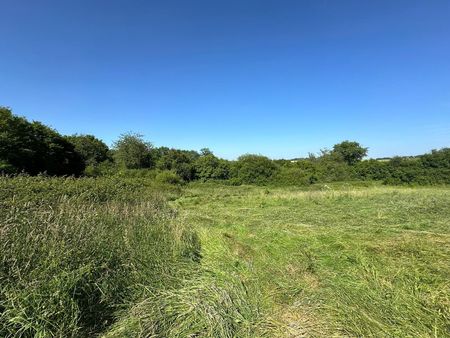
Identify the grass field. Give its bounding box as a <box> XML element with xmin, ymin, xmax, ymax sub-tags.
<box><xmin>176</xmin><ymin>183</ymin><xmax>450</xmax><ymax>337</ymax></box>
<box><xmin>1</xmin><ymin>177</ymin><xmax>449</xmax><ymax>337</ymax></box>
<box><xmin>0</xmin><ymin>177</ymin><xmax>260</xmax><ymax>337</ymax></box>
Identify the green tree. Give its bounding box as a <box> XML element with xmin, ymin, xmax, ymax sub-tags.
<box><xmin>232</xmin><ymin>154</ymin><xmax>278</xmax><ymax>184</ymax></box>
<box><xmin>66</xmin><ymin>134</ymin><xmax>110</xmax><ymax>166</ymax></box>
<box><xmin>112</xmin><ymin>133</ymin><xmax>153</xmax><ymax>169</ymax></box>
<box><xmin>421</xmin><ymin>148</ymin><xmax>450</xmax><ymax>168</ymax></box>
<box><xmin>156</xmin><ymin>149</ymin><xmax>199</xmax><ymax>181</ymax></box>
<box><xmin>200</xmin><ymin>148</ymin><xmax>213</xmax><ymax>156</ymax></box>
<box><xmin>195</xmin><ymin>152</ymin><xmax>230</xmax><ymax>181</ymax></box>
<box><xmin>331</xmin><ymin>141</ymin><xmax>368</xmax><ymax>165</ymax></box>
<box><xmin>0</xmin><ymin>107</ymin><xmax>84</xmax><ymax>175</ymax></box>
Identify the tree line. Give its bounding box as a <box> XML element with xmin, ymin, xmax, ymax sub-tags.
<box><xmin>1</xmin><ymin>107</ymin><xmax>449</xmax><ymax>185</ymax></box>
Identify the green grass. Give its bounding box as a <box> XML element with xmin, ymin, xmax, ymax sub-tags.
<box><xmin>176</xmin><ymin>183</ymin><xmax>450</xmax><ymax>336</ymax></box>
<box><xmin>2</xmin><ymin>177</ymin><xmax>449</xmax><ymax>336</ymax></box>
<box><xmin>0</xmin><ymin>176</ymin><xmax>185</xmax><ymax>336</ymax></box>
<box><xmin>0</xmin><ymin>176</ymin><xmax>258</xmax><ymax>337</ymax></box>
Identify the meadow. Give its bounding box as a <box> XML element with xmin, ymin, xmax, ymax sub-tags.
<box><xmin>1</xmin><ymin>177</ymin><xmax>449</xmax><ymax>337</ymax></box>
<box><xmin>0</xmin><ymin>176</ymin><xmax>256</xmax><ymax>337</ymax></box>
<box><xmin>177</xmin><ymin>183</ymin><xmax>450</xmax><ymax>337</ymax></box>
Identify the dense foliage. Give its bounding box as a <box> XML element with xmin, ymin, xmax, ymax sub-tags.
<box><xmin>65</xmin><ymin>134</ymin><xmax>110</xmax><ymax>166</ymax></box>
<box><xmin>195</xmin><ymin>153</ymin><xmax>230</xmax><ymax>181</ymax></box>
<box><xmin>0</xmin><ymin>107</ymin><xmax>448</xmax><ymax>337</ymax></box>
<box><xmin>0</xmin><ymin>107</ymin><xmax>84</xmax><ymax>175</ymax></box>
<box><xmin>112</xmin><ymin>132</ymin><xmax>154</xmax><ymax>169</ymax></box>
<box><xmin>331</xmin><ymin>140</ymin><xmax>368</xmax><ymax>165</ymax></box>
<box><xmin>155</xmin><ymin>148</ymin><xmax>199</xmax><ymax>181</ymax></box>
<box><xmin>232</xmin><ymin>154</ymin><xmax>278</xmax><ymax>185</ymax></box>
<box><xmin>1</xmin><ymin>107</ymin><xmax>448</xmax><ymax>185</ymax></box>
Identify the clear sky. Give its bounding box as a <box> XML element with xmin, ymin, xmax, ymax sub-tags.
<box><xmin>1</xmin><ymin>0</ymin><xmax>449</xmax><ymax>159</ymax></box>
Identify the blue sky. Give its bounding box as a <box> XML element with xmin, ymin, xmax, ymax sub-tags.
<box><xmin>1</xmin><ymin>0</ymin><xmax>449</xmax><ymax>159</ymax></box>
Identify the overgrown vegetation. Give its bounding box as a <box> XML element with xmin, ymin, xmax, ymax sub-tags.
<box><xmin>1</xmin><ymin>106</ymin><xmax>449</xmax><ymax>336</ymax></box>
<box><xmin>1</xmin><ymin>106</ymin><xmax>449</xmax><ymax>186</ymax></box>
<box><xmin>0</xmin><ymin>107</ymin><xmax>84</xmax><ymax>175</ymax></box>
<box><xmin>0</xmin><ymin>176</ymin><xmax>261</xmax><ymax>337</ymax></box>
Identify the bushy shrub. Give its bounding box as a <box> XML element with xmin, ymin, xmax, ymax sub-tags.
<box><xmin>195</xmin><ymin>154</ymin><xmax>231</xmax><ymax>181</ymax></box>
<box><xmin>156</xmin><ymin>171</ymin><xmax>182</xmax><ymax>185</ymax></box>
<box><xmin>421</xmin><ymin>148</ymin><xmax>450</xmax><ymax>168</ymax></box>
<box><xmin>113</xmin><ymin>168</ymin><xmax>157</xmax><ymax>179</ymax></box>
<box><xmin>271</xmin><ymin>166</ymin><xmax>311</xmax><ymax>186</ymax></box>
<box><xmin>315</xmin><ymin>160</ymin><xmax>353</xmax><ymax>182</ymax></box>
<box><xmin>156</xmin><ymin>149</ymin><xmax>199</xmax><ymax>181</ymax></box>
<box><xmin>232</xmin><ymin>154</ymin><xmax>278</xmax><ymax>185</ymax></box>
<box><xmin>113</xmin><ymin>133</ymin><xmax>153</xmax><ymax>169</ymax></box>
<box><xmin>354</xmin><ymin>159</ymin><xmax>390</xmax><ymax>180</ymax></box>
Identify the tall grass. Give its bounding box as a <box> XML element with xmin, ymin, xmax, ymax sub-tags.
<box><xmin>0</xmin><ymin>176</ymin><xmax>259</xmax><ymax>337</ymax></box>
<box><xmin>104</xmin><ymin>273</ymin><xmax>262</xmax><ymax>338</ymax></box>
<box><xmin>6</xmin><ymin>177</ymin><xmax>446</xmax><ymax>337</ymax></box>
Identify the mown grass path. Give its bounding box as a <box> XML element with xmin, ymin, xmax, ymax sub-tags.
<box><xmin>175</xmin><ymin>184</ymin><xmax>450</xmax><ymax>337</ymax></box>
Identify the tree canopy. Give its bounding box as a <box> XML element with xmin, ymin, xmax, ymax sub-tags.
<box><xmin>331</xmin><ymin>140</ymin><xmax>368</xmax><ymax>165</ymax></box>
<box><xmin>112</xmin><ymin>133</ymin><xmax>153</xmax><ymax>169</ymax></box>
<box><xmin>1</xmin><ymin>106</ymin><xmax>448</xmax><ymax>186</ymax></box>
<box><xmin>233</xmin><ymin>154</ymin><xmax>278</xmax><ymax>184</ymax></box>
<box><xmin>0</xmin><ymin>107</ymin><xmax>84</xmax><ymax>175</ymax></box>
<box><xmin>195</xmin><ymin>152</ymin><xmax>230</xmax><ymax>181</ymax></box>
<box><xmin>66</xmin><ymin>134</ymin><xmax>110</xmax><ymax>166</ymax></box>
